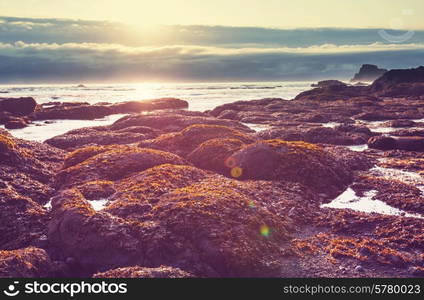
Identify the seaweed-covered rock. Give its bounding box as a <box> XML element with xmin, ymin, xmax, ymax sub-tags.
<box><xmin>93</xmin><ymin>266</ymin><xmax>193</xmax><ymax>278</ymax></box>
<box><xmin>256</xmin><ymin>125</ymin><xmax>372</xmax><ymax>146</ymax></box>
<box><xmin>0</xmin><ymin>189</ymin><xmax>48</xmax><ymax>250</ymax></box>
<box><xmin>45</xmin><ymin>126</ymin><xmax>157</xmax><ymax>151</ymax></box>
<box><xmin>56</xmin><ymin>146</ymin><xmax>186</xmax><ymax>189</ymax></box>
<box><xmin>187</xmin><ymin>138</ymin><xmax>246</xmax><ymax>175</ymax></box>
<box><xmin>140</xmin><ymin>124</ymin><xmax>255</xmax><ymax>157</ymax></box>
<box><xmin>111</xmin><ymin>111</ymin><xmax>253</xmax><ymax>133</ymax></box>
<box><xmin>0</xmin><ymin>247</ymin><xmax>54</xmax><ymax>277</ymax></box>
<box><xmin>228</xmin><ymin>139</ymin><xmax>351</xmax><ymax>198</ymax></box>
<box><xmin>48</xmin><ymin>165</ymin><xmax>306</xmax><ymax>277</ymax></box>
<box><xmin>0</xmin><ymin>132</ymin><xmax>65</xmax><ymax>205</ymax></box>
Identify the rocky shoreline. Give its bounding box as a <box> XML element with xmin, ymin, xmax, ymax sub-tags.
<box><xmin>1</xmin><ymin>66</ymin><xmax>424</xmax><ymax>278</ymax></box>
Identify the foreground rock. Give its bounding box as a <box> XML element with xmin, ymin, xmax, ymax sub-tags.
<box><xmin>0</xmin><ymin>131</ymin><xmax>65</xmax><ymax>250</ymax></box>
<box><xmin>48</xmin><ymin>157</ymin><xmax>319</xmax><ymax>276</ymax></box>
<box><xmin>0</xmin><ymin>247</ymin><xmax>54</xmax><ymax>277</ymax></box>
<box><xmin>93</xmin><ymin>266</ymin><xmax>193</xmax><ymax>278</ymax></box>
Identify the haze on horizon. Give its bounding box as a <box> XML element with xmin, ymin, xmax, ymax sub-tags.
<box><xmin>0</xmin><ymin>0</ymin><xmax>423</xmax><ymax>83</ymax></box>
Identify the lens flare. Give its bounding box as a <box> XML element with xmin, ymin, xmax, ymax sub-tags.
<box><xmin>260</xmin><ymin>225</ymin><xmax>270</xmax><ymax>237</ymax></box>
<box><xmin>225</xmin><ymin>157</ymin><xmax>237</xmax><ymax>168</ymax></box>
<box><xmin>230</xmin><ymin>167</ymin><xmax>243</xmax><ymax>178</ymax></box>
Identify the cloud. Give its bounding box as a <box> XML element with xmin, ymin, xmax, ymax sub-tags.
<box><xmin>0</xmin><ymin>41</ymin><xmax>423</xmax><ymax>83</ymax></box>
<box><xmin>0</xmin><ymin>16</ymin><xmax>423</xmax><ymax>82</ymax></box>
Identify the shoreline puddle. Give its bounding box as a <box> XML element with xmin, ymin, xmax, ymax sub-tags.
<box><xmin>87</xmin><ymin>199</ymin><xmax>109</xmax><ymax>211</ymax></box>
<box><xmin>322</xmin><ymin>188</ymin><xmax>424</xmax><ymax>219</ymax></box>
<box><xmin>242</xmin><ymin>123</ymin><xmax>270</xmax><ymax>132</ymax></box>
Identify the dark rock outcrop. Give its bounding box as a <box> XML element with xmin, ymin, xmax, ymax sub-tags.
<box><xmin>371</xmin><ymin>66</ymin><xmax>424</xmax><ymax>98</ymax></box>
<box><xmin>31</xmin><ymin>98</ymin><xmax>189</xmax><ymax>121</ymax></box>
<box><xmin>368</xmin><ymin>135</ymin><xmax>424</xmax><ymax>151</ymax></box>
<box><xmin>0</xmin><ymin>97</ymin><xmax>37</xmax><ymax>116</ymax></box>
<box><xmin>351</xmin><ymin>64</ymin><xmax>387</xmax><ymax>82</ymax></box>
<box><xmin>311</xmin><ymin>80</ymin><xmax>347</xmax><ymax>88</ymax></box>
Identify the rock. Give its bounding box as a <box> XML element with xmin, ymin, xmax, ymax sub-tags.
<box><xmin>31</xmin><ymin>98</ymin><xmax>189</xmax><ymax>121</ymax></box>
<box><xmin>228</xmin><ymin>139</ymin><xmax>351</xmax><ymax>198</ymax></box>
<box><xmin>311</xmin><ymin>80</ymin><xmax>347</xmax><ymax>88</ymax></box>
<box><xmin>0</xmin><ymin>133</ymin><xmax>65</xmax><ymax>206</ymax></box>
<box><xmin>45</xmin><ymin>127</ymin><xmax>155</xmax><ymax>151</ymax></box>
<box><xmin>187</xmin><ymin>138</ymin><xmax>246</xmax><ymax>175</ymax></box>
<box><xmin>388</xmin><ymin>119</ymin><xmax>416</xmax><ymax>128</ymax></box>
<box><xmin>55</xmin><ymin>146</ymin><xmax>187</xmax><ymax>189</ymax></box>
<box><xmin>139</xmin><ymin>124</ymin><xmax>256</xmax><ymax>157</ymax></box>
<box><xmin>0</xmin><ymin>97</ymin><xmax>37</xmax><ymax>116</ymax></box>
<box><xmin>111</xmin><ymin>111</ymin><xmax>253</xmax><ymax>133</ymax></box>
<box><xmin>368</xmin><ymin>136</ymin><xmax>424</xmax><ymax>151</ymax></box>
<box><xmin>354</xmin><ymin>111</ymin><xmax>397</xmax><ymax>121</ymax></box>
<box><xmin>0</xmin><ymin>189</ymin><xmax>48</xmax><ymax>250</ymax></box>
<box><xmin>371</xmin><ymin>66</ymin><xmax>424</xmax><ymax>98</ymax></box>
<box><xmin>368</xmin><ymin>136</ymin><xmax>397</xmax><ymax>150</ymax></box>
<box><xmin>409</xmin><ymin>266</ymin><xmax>424</xmax><ymax>277</ymax></box>
<box><xmin>294</xmin><ymin>85</ymin><xmax>370</xmax><ymax>101</ymax></box>
<box><xmin>256</xmin><ymin>125</ymin><xmax>372</xmax><ymax>146</ymax></box>
<box><xmin>93</xmin><ymin>266</ymin><xmax>193</xmax><ymax>278</ymax></box>
<box><xmin>48</xmin><ymin>165</ymin><xmax>308</xmax><ymax>277</ymax></box>
<box><xmin>0</xmin><ymin>247</ymin><xmax>54</xmax><ymax>277</ymax></box>
<box><xmin>4</xmin><ymin>117</ymin><xmax>28</xmax><ymax>129</ymax></box>
<box><xmin>351</xmin><ymin>64</ymin><xmax>387</xmax><ymax>82</ymax></box>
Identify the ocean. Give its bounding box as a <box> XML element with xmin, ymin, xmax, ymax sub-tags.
<box><xmin>0</xmin><ymin>81</ymin><xmax>313</xmax><ymax>141</ymax></box>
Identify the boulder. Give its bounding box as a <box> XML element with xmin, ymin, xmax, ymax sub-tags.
<box><xmin>48</xmin><ymin>165</ymin><xmax>309</xmax><ymax>277</ymax></box>
<box><xmin>0</xmin><ymin>97</ymin><xmax>37</xmax><ymax>116</ymax></box>
<box><xmin>368</xmin><ymin>135</ymin><xmax>424</xmax><ymax>151</ymax></box>
<box><xmin>311</xmin><ymin>80</ymin><xmax>347</xmax><ymax>88</ymax></box>
<box><xmin>367</xmin><ymin>136</ymin><xmax>397</xmax><ymax>150</ymax></box>
<box><xmin>55</xmin><ymin>146</ymin><xmax>187</xmax><ymax>189</ymax></box>
<box><xmin>111</xmin><ymin>111</ymin><xmax>253</xmax><ymax>133</ymax></box>
<box><xmin>228</xmin><ymin>139</ymin><xmax>351</xmax><ymax>198</ymax></box>
<box><xmin>93</xmin><ymin>266</ymin><xmax>193</xmax><ymax>278</ymax></box>
<box><xmin>256</xmin><ymin>125</ymin><xmax>372</xmax><ymax>146</ymax></box>
<box><xmin>4</xmin><ymin>117</ymin><xmax>28</xmax><ymax>129</ymax></box>
<box><xmin>187</xmin><ymin>138</ymin><xmax>246</xmax><ymax>175</ymax></box>
<box><xmin>31</xmin><ymin>98</ymin><xmax>188</xmax><ymax>121</ymax></box>
<box><xmin>0</xmin><ymin>189</ymin><xmax>48</xmax><ymax>250</ymax></box>
<box><xmin>0</xmin><ymin>247</ymin><xmax>54</xmax><ymax>277</ymax></box>
<box><xmin>351</xmin><ymin>64</ymin><xmax>387</xmax><ymax>82</ymax></box>
<box><xmin>139</xmin><ymin>124</ymin><xmax>256</xmax><ymax>157</ymax></box>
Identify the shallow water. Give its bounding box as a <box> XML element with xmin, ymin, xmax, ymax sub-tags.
<box><xmin>87</xmin><ymin>199</ymin><xmax>109</xmax><ymax>211</ymax></box>
<box><xmin>3</xmin><ymin>114</ymin><xmax>128</xmax><ymax>142</ymax></box>
<box><xmin>1</xmin><ymin>81</ymin><xmax>312</xmax><ymax>141</ymax></box>
<box><xmin>322</xmin><ymin>187</ymin><xmax>424</xmax><ymax>219</ymax></box>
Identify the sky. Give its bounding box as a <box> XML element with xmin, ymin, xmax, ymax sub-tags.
<box><xmin>1</xmin><ymin>0</ymin><xmax>423</xmax><ymax>29</ymax></box>
<box><xmin>0</xmin><ymin>0</ymin><xmax>423</xmax><ymax>83</ymax></box>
